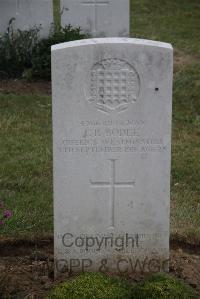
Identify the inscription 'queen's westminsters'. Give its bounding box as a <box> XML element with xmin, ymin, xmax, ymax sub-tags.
<box><xmin>88</xmin><ymin>58</ymin><xmax>140</xmax><ymax>114</ymax></box>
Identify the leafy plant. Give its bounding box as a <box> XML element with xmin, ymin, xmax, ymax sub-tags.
<box><xmin>31</xmin><ymin>25</ymin><xmax>88</xmax><ymax>80</ymax></box>
<box><xmin>0</xmin><ymin>18</ymin><xmax>40</xmax><ymax>78</ymax></box>
<box><xmin>0</xmin><ymin>19</ymin><xmax>88</xmax><ymax>80</ymax></box>
<box><xmin>47</xmin><ymin>272</ymin><xmax>197</xmax><ymax>299</ymax></box>
<box><xmin>47</xmin><ymin>272</ymin><xmax>132</xmax><ymax>299</ymax></box>
<box><xmin>132</xmin><ymin>273</ymin><xmax>197</xmax><ymax>299</ymax></box>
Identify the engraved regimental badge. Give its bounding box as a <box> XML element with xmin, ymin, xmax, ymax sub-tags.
<box><xmin>88</xmin><ymin>59</ymin><xmax>140</xmax><ymax>114</ymax></box>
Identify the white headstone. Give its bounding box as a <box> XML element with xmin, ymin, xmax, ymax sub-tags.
<box><xmin>61</xmin><ymin>0</ymin><xmax>129</xmax><ymax>37</ymax></box>
<box><xmin>52</xmin><ymin>38</ymin><xmax>173</xmax><ymax>275</ymax></box>
<box><xmin>0</xmin><ymin>0</ymin><xmax>53</xmax><ymax>37</ymax></box>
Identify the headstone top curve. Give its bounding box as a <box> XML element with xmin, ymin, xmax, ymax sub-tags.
<box><xmin>51</xmin><ymin>38</ymin><xmax>173</xmax><ymax>52</ymax></box>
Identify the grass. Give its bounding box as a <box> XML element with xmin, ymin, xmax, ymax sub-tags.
<box><xmin>131</xmin><ymin>0</ymin><xmax>200</xmax><ymax>242</ymax></box>
<box><xmin>0</xmin><ymin>0</ymin><xmax>199</xmax><ymax>241</ymax></box>
<box><xmin>0</xmin><ymin>93</ymin><xmax>53</xmax><ymax>236</ymax></box>
<box><xmin>131</xmin><ymin>0</ymin><xmax>200</xmax><ymax>53</ymax></box>
<box><xmin>171</xmin><ymin>64</ymin><xmax>200</xmax><ymax>240</ymax></box>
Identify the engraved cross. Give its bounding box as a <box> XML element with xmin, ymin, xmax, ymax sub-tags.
<box><xmin>81</xmin><ymin>0</ymin><xmax>110</xmax><ymax>34</ymax></box>
<box><xmin>90</xmin><ymin>159</ymin><xmax>135</xmax><ymax>229</ymax></box>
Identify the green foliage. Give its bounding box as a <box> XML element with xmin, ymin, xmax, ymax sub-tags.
<box><xmin>0</xmin><ymin>19</ymin><xmax>88</xmax><ymax>80</ymax></box>
<box><xmin>132</xmin><ymin>273</ymin><xmax>197</xmax><ymax>299</ymax></box>
<box><xmin>0</xmin><ymin>18</ymin><xmax>40</xmax><ymax>78</ymax></box>
<box><xmin>47</xmin><ymin>272</ymin><xmax>132</xmax><ymax>299</ymax></box>
<box><xmin>47</xmin><ymin>273</ymin><xmax>197</xmax><ymax>299</ymax></box>
<box><xmin>31</xmin><ymin>25</ymin><xmax>87</xmax><ymax>80</ymax></box>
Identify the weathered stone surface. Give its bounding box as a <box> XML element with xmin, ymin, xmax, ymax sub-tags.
<box><xmin>52</xmin><ymin>38</ymin><xmax>173</xmax><ymax>275</ymax></box>
<box><xmin>61</xmin><ymin>0</ymin><xmax>129</xmax><ymax>37</ymax></box>
<box><xmin>0</xmin><ymin>0</ymin><xmax>53</xmax><ymax>37</ymax></box>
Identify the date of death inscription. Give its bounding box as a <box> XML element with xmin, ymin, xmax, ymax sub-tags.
<box><xmin>58</xmin><ymin>119</ymin><xmax>168</xmax><ymax>156</ymax></box>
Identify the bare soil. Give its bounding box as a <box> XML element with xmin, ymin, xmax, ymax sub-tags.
<box><xmin>174</xmin><ymin>49</ymin><xmax>198</xmax><ymax>72</ymax></box>
<box><xmin>0</xmin><ymin>80</ymin><xmax>51</xmax><ymax>96</ymax></box>
<box><xmin>0</xmin><ymin>238</ymin><xmax>199</xmax><ymax>299</ymax></box>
